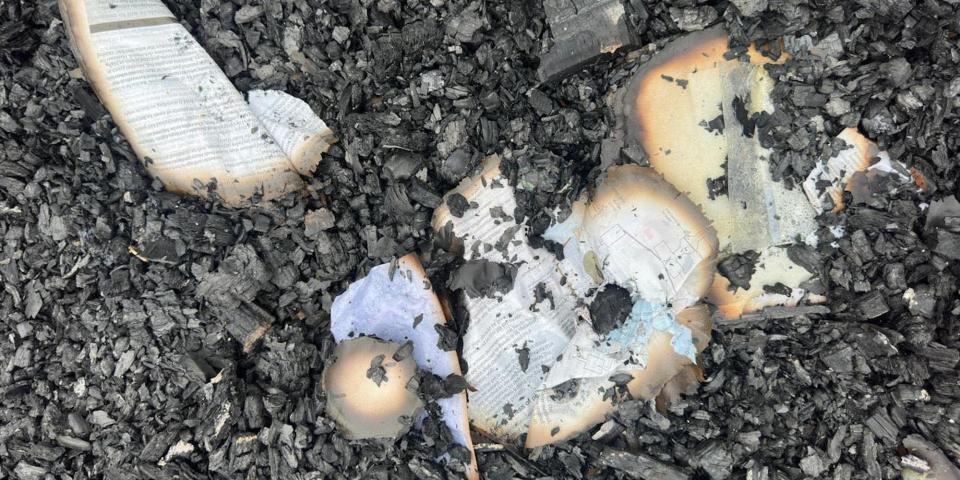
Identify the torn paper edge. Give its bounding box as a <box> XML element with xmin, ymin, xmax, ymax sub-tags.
<box><xmin>802</xmin><ymin>127</ymin><xmax>911</xmax><ymax>213</ymax></box>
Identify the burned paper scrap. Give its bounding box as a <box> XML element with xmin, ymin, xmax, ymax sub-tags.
<box><xmin>247</xmin><ymin>90</ymin><xmax>336</xmax><ymax>176</ymax></box>
<box><xmin>538</xmin><ymin>0</ymin><xmax>636</xmax><ymax>82</ymax></box>
<box><xmin>59</xmin><ymin>0</ymin><xmax>335</xmax><ymax>205</ymax></box>
<box><xmin>803</xmin><ymin>127</ymin><xmax>911</xmax><ymax>213</ymax></box>
<box><xmin>544</xmin><ymin>164</ymin><xmax>718</xmax><ymax>309</ymax></box>
<box><xmin>322</xmin><ymin>337</ymin><xmax>423</xmax><ymax>440</ymax></box>
<box><xmin>615</xmin><ymin>26</ymin><xmax>821</xmax><ymax>320</ymax></box>
<box><xmin>329</xmin><ymin>254</ymin><xmax>478</xmax><ymax>479</ymax></box>
<box><xmin>435</xmin><ymin>156</ymin><xmax>578</xmax><ymax>444</ymax></box>
<box><xmin>434</xmin><ymin>156</ymin><xmax>715</xmax><ymax>447</ymax></box>
<box><xmin>707</xmin><ymin>246</ymin><xmax>815</xmax><ymax>321</ymax></box>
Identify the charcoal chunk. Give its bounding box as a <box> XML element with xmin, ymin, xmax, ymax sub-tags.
<box><xmin>449</xmin><ymin>260</ymin><xmax>518</xmax><ymax>298</ymax></box>
<box><xmin>856</xmin><ymin>291</ymin><xmax>890</xmax><ymax>320</ymax></box>
<box><xmin>588</xmin><ymin>284</ymin><xmax>633</xmax><ymax>336</ymax></box>
<box><xmin>598</xmin><ymin>448</ymin><xmax>688</xmax><ymax>480</ymax></box>
<box><xmin>717</xmin><ymin>251</ymin><xmax>759</xmax><ymax>291</ymax></box>
<box><xmin>538</xmin><ymin>0</ymin><xmax>635</xmax><ymax>82</ymax></box>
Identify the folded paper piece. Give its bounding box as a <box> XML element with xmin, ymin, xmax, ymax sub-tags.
<box><xmin>59</xmin><ymin>0</ymin><xmax>336</xmax><ymax>205</ymax></box>
<box><xmin>803</xmin><ymin>127</ymin><xmax>911</xmax><ymax>213</ymax></box>
<box><xmin>434</xmin><ymin>156</ymin><xmax>716</xmax><ymax>447</ymax></box>
<box><xmin>616</xmin><ymin>26</ymin><xmax>820</xmax><ymax>319</ymax></box>
<box><xmin>330</xmin><ymin>254</ymin><xmax>478</xmax><ymax>480</ymax></box>
<box><xmin>322</xmin><ymin>337</ymin><xmax>423</xmax><ymax>440</ymax></box>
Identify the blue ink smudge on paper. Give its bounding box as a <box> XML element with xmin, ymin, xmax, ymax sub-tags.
<box><xmin>604</xmin><ymin>299</ymin><xmax>697</xmax><ymax>363</ymax></box>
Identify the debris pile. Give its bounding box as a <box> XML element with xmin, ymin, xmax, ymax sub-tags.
<box><xmin>0</xmin><ymin>0</ymin><xmax>958</xmax><ymax>478</ymax></box>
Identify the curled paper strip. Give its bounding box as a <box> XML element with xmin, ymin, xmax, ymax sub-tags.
<box><xmin>60</xmin><ymin>0</ymin><xmax>335</xmax><ymax>205</ymax></box>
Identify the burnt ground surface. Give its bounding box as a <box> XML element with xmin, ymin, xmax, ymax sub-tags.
<box><xmin>1</xmin><ymin>0</ymin><xmax>959</xmax><ymax>479</ymax></box>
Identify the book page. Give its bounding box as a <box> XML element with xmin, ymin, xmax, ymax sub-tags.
<box><xmin>248</xmin><ymin>90</ymin><xmax>336</xmax><ymax>175</ymax></box>
<box><xmin>434</xmin><ymin>158</ymin><xmax>714</xmax><ymax>448</ymax></box>
<box><xmin>330</xmin><ymin>255</ymin><xmax>478</xmax><ymax>480</ymax></box>
<box><xmin>60</xmin><ymin>0</ymin><xmax>334</xmax><ymax>205</ymax></box>
<box><xmin>617</xmin><ymin>27</ymin><xmax>827</xmax><ymax>320</ymax></box>
<box><xmin>434</xmin><ymin>156</ymin><xmax>581</xmax><ymax>442</ymax></box>
<box><xmin>621</xmin><ymin>26</ymin><xmax>815</xmax><ymax>254</ymax></box>
<box><xmin>544</xmin><ymin>165</ymin><xmax>719</xmax><ymax>311</ymax></box>
<box><xmin>527</xmin><ymin>166</ymin><xmax>715</xmax><ymax>447</ymax></box>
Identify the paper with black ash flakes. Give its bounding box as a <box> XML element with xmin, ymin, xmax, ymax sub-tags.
<box><xmin>434</xmin><ymin>155</ymin><xmax>715</xmax><ymax>447</ymax></box>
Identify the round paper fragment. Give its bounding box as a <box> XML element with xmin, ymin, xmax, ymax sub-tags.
<box><xmin>323</xmin><ymin>337</ymin><xmax>422</xmax><ymax>440</ymax></box>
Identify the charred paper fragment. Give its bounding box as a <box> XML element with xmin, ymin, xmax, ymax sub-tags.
<box><xmin>329</xmin><ymin>254</ymin><xmax>479</xmax><ymax>480</ymax></box>
<box><xmin>538</xmin><ymin>0</ymin><xmax>636</xmax><ymax>82</ymax></box>
<box><xmin>59</xmin><ymin>0</ymin><xmax>336</xmax><ymax>205</ymax></box>
<box><xmin>434</xmin><ymin>157</ymin><xmax>715</xmax><ymax>448</ymax></box>
<box><xmin>803</xmin><ymin>128</ymin><xmax>911</xmax><ymax>213</ymax></box>
<box><xmin>615</xmin><ymin>26</ymin><xmax>822</xmax><ymax>320</ymax></box>
<box><xmin>323</xmin><ymin>337</ymin><xmax>423</xmax><ymax>440</ymax></box>
<box><xmin>544</xmin><ymin>165</ymin><xmax>718</xmax><ymax>309</ymax></box>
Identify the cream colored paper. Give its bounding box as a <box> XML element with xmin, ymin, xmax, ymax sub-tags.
<box><xmin>60</xmin><ymin>0</ymin><xmax>335</xmax><ymax>205</ymax></box>
<box><xmin>620</xmin><ymin>27</ymin><xmax>820</xmax><ymax>319</ymax></box>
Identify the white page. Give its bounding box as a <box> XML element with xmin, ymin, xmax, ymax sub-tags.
<box><xmin>330</xmin><ymin>254</ymin><xmax>478</xmax><ymax>480</ymax></box>
<box><xmin>434</xmin><ymin>156</ymin><xmax>581</xmax><ymax>442</ymax></box>
<box><xmin>545</xmin><ymin>166</ymin><xmax>718</xmax><ymax>311</ymax></box>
